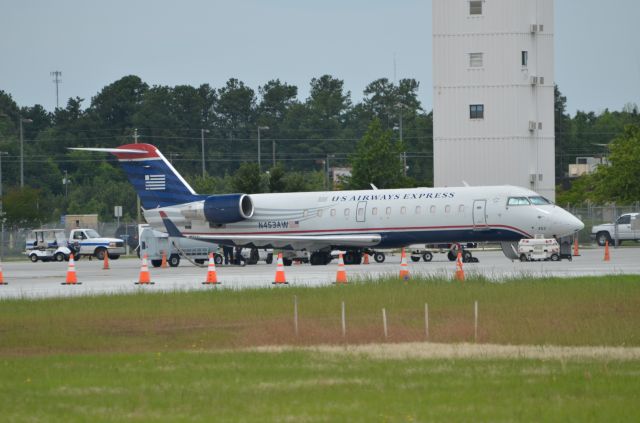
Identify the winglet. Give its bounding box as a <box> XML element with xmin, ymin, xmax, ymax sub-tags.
<box><xmin>159</xmin><ymin>211</ymin><xmax>184</xmax><ymax>238</ymax></box>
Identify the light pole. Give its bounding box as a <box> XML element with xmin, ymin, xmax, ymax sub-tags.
<box><xmin>19</xmin><ymin>118</ymin><xmax>32</xmax><ymax>188</ymax></box>
<box><xmin>201</xmin><ymin>128</ymin><xmax>210</xmax><ymax>178</ymax></box>
<box><xmin>396</xmin><ymin>103</ymin><xmax>407</xmax><ymax>177</ymax></box>
<box><xmin>325</xmin><ymin>154</ymin><xmax>335</xmax><ymax>190</ymax></box>
<box><xmin>0</xmin><ymin>151</ymin><xmax>7</xmax><ymax>260</ymax></box>
<box><xmin>257</xmin><ymin>126</ymin><xmax>269</xmax><ymax>172</ymax></box>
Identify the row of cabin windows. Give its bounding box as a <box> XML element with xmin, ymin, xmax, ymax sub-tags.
<box><xmin>313</xmin><ymin>205</ymin><xmax>467</xmax><ymax>218</ymax></box>
<box><xmin>468</xmin><ymin>51</ymin><xmax>528</xmax><ymax>69</ymax></box>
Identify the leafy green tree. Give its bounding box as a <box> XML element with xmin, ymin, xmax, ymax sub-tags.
<box><xmin>554</xmin><ymin>85</ymin><xmax>572</xmax><ymax>184</ymax></box>
<box><xmin>89</xmin><ymin>75</ymin><xmax>148</xmax><ymax>130</ymax></box>
<box><xmin>231</xmin><ymin>162</ymin><xmax>264</xmax><ymax>194</ymax></box>
<box><xmin>346</xmin><ymin>119</ymin><xmax>410</xmax><ymax>190</ymax></box>
<box><xmin>2</xmin><ymin>187</ymin><xmax>46</xmax><ymax>228</ymax></box>
<box><xmin>591</xmin><ymin>125</ymin><xmax>640</xmax><ymax>203</ymax></box>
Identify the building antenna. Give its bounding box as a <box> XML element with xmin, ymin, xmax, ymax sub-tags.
<box><xmin>51</xmin><ymin>71</ymin><xmax>62</xmax><ymax>109</ymax></box>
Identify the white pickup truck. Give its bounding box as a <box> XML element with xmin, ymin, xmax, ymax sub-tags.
<box><xmin>591</xmin><ymin>213</ymin><xmax>640</xmax><ymax>246</ymax></box>
<box><xmin>68</xmin><ymin>228</ymin><xmax>126</xmax><ymax>260</ymax></box>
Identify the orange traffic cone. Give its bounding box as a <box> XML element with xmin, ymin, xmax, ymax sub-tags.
<box><xmin>103</xmin><ymin>251</ymin><xmax>110</xmax><ymax>270</ymax></box>
<box><xmin>363</xmin><ymin>253</ymin><xmax>370</xmax><ymax>265</ymax></box>
<box><xmin>161</xmin><ymin>251</ymin><xmax>168</xmax><ymax>268</ymax></box>
<box><xmin>0</xmin><ymin>260</ymin><xmax>6</xmax><ymax>285</ymax></box>
<box><xmin>399</xmin><ymin>248</ymin><xmax>410</xmax><ymax>280</ymax></box>
<box><xmin>604</xmin><ymin>240</ymin><xmax>610</xmax><ymax>262</ymax></box>
<box><xmin>62</xmin><ymin>254</ymin><xmax>82</xmax><ymax>285</ymax></box>
<box><xmin>135</xmin><ymin>253</ymin><xmax>154</xmax><ymax>285</ymax></box>
<box><xmin>573</xmin><ymin>237</ymin><xmax>580</xmax><ymax>256</ymax></box>
<box><xmin>334</xmin><ymin>253</ymin><xmax>348</xmax><ymax>284</ymax></box>
<box><xmin>455</xmin><ymin>250</ymin><xmax>465</xmax><ymax>282</ymax></box>
<box><xmin>272</xmin><ymin>253</ymin><xmax>288</xmax><ymax>285</ymax></box>
<box><xmin>202</xmin><ymin>252</ymin><xmax>220</xmax><ymax>285</ymax></box>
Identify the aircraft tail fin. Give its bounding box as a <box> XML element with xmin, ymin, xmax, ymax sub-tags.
<box><xmin>70</xmin><ymin>144</ymin><xmax>203</xmax><ymax>209</ymax></box>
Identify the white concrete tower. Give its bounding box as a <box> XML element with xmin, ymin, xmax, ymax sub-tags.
<box><xmin>433</xmin><ymin>0</ymin><xmax>555</xmax><ymax>200</ymax></box>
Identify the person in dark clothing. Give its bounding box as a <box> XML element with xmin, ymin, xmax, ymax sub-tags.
<box><xmin>222</xmin><ymin>245</ymin><xmax>234</xmax><ymax>265</ymax></box>
<box><xmin>235</xmin><ymin>247</ymin><xmax>244</xmax><ymax>265</ymax></box>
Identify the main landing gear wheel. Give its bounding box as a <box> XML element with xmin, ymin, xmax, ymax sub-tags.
<box><xmin>373</xmin><ymin>252</ymin><xmax>386</xmax><ymax>263</ymax></box>
<box><xmin>310</xmin><ymin>252</ymin><xmax>332</xmax><ymax>266</ymax></box>
<box><xmin>422</xmin><ymin>252</ymin><xmax>433</xmax><ymax>262</ymax></box>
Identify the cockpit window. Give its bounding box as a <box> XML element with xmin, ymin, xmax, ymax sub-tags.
<box><xmin>507</xmin><ymin>197</ymin><xmax>530</xmax><ymax>206</ymax></box>
<box><xmin>528</xmin><ymin>196</ymin><xmax>551</xmax><ymax>205</ymax></box>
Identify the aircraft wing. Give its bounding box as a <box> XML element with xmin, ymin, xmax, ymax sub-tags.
<box><xmin>158</xmin><ymin>211</ymin><xmax>380</xmax><ymax>250</ymax></box>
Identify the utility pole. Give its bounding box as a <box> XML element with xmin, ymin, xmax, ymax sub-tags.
<box><xmin>257</xmin><ymin>126</ymin><xmax>269</xmax><ymax>172</ymax></box>
<box><xmin>0</xmin><ymin>151</ymin><xmax>7</xmax><ymax>260</ymax></box>
<box><xmin>201</xmin><ymin>128</ymin><xmax>209</xmax><ymax>178</ymax></box>
<box><xmin>19</xmin><ymin>118</ymin><xmax>32</xmax><ymax>188</ymax></box>
<box><xmin>134</xmin><ymin>128</ymin><xmax>141</xmax><ymax>222</ymax></box>
<box><xmin>272</xmin><ymin>139</ymin><xmax>276</xmax><ymax>167</ymax></box>
<box><xmin>51</xmin><ymin>71</ymin><xmax>62</xmax><ymax>109</ymax></box>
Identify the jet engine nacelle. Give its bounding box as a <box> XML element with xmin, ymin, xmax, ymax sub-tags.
<box><xmin>180</xmin><ymin>194</ymin><xmax>254</xmax><ymax>224</ymax></box>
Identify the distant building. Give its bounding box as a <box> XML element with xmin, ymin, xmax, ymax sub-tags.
<box><xmin>331</xmin><ymin>167</ymin><xmax>352</xmax><ymax>188</ymax></box>
<box><xmin>64</xmin><ymin>214</ymin><xmax>99</xmax><ymax>232</ymax></box>
<box><xmin>433</xmin><ymin>0</ymin><xmax>555</xmax><ymax>200</ymax></box>
<box><xmin>568</xmin><ymin>157</ymin><xmax>609</xmax><ymax>178</ymax></box>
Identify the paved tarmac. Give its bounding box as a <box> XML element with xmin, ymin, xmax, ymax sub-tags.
<box><xmin>1</xmin><ymin>247</ymin><xmax>638</xmax><ymax>299</ymax></box>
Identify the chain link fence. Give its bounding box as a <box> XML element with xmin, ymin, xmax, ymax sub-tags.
<box><xmin>1</xmin><ymin>221</ymin><xmax>138</xmax><ymax>259</ymax></box>
<box><xmin>2</xmin><ymin>204</ymin><xmax>639</xmax><ymax>259</ymax></box>
<box><xmin>564</xmin><ymin>203</ymin><xmax>640</xmax><ymax>244</ymax></box>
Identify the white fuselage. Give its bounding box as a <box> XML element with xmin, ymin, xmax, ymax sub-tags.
<box><xmin>143</xmin><ymin>185</ymin><xmax>583</xmax><ymax>250</ymax></box>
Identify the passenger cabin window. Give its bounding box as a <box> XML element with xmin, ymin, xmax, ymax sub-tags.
<box><xmin>430</xmin><ymin>205</ymin><xmax>436</xmax><ymax>214</ymax></box>
<box><xmin>330</xmin><ymin>209</ymin><xmax>336</xmax><ymax>217</ymax></box>
<box><xmin>528</xmin><ymin>196</ymin><xmax>551</xmax><ymax>205</ymax></box>
<box><xmin>303</xmin><ymin>209</ymin><xmax>308</xmax><ymax>217</ymax></box>
<box><xmin>344</xmin><ymin>208</ymin><xmax>350</xmax><ymax>217</ymax></box>
<box><xmin>458</xmin><ymin>204</ymin><xmax>465</xmax><ymax>213</ymax></box>
<box><xmin>415</xmin><ymin>206</ymin><xmax>422</xmax><ymax>215</ymax></box>
<box><xmin>507</xmin><ymin>197</ymin><xmax>531</xmax><ymax>206</ymax></box>
<box><xmin>469</xmin><ymin>52</ymin><xmax>483</xmax><ymax>68</ymax></box>
<box><xmin>386</xmin><ymin>207</ymin><xmax>392</xmax><ymax>216</ymax></box>
<box><xmin>470</xmin><ymin>0</ymin><xmax>482</xmax><ymax>15</ymax></box>
<box><xmin>445</xmin><ymin>205</ymin><xmax>451</xmax><ymax>214</ymax></box>
<box><xmin>317</xmin><ymin>210</ymin><xmax>323</xmax><ymax>217</ymax></box>
<box><xmin>372</xmin><ymin>207</ymin><xmax>378</xmax><ymax>216</ymax></box>
<box><xmin>401</xmin><ymin>206</ymin><xmax>407</xmax><ymax>215</ymax></box>
<box><xmin>470</xmin><ymin>104</ymin><xmax>484</xmax><ymax>119</ymax></box>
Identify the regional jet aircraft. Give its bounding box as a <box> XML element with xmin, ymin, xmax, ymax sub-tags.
<box><xmin>71</xmin><ymin>143</ymin><xmax>584</xmax><ymax>265</ymax></box>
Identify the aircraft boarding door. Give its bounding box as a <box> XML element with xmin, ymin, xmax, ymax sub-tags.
<box><xmin>472</xmin><ymin>200</ymin><xmax>488</xmax><ymax>230</ymax></box>
<box><xmin>356</xmin><ymin>201</ymin><xmax>367</xmax><ymax>223</ymax></box>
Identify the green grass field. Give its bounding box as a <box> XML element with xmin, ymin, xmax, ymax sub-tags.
<box><xmin>1</xmin><ymin>275</ymin><xmax>640</xmax><ymax>421</ymax></box>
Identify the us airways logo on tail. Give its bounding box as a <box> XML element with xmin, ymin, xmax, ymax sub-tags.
<box><xmin>145</xmin><ymin>174</ymin><xmax>166</xmax><ymax>191</ymax></box>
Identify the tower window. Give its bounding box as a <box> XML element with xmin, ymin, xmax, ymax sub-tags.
<box><xmin>469</xmin><ymin>52</ymin><xmax>483</xmax><ymax>67</ymax></box>
<box><xmin>522</xmin><ymin>51</ymin><xmax>528</xmax><ymax>67</ymax></box>
<box><xmin>470</xmin><ymin>1</ymin><xmax>482</xmax><ymax>15</ymax></box>
<box><xmin>470</xmin><ymin>104</ymin><xmax>484</xmax><ymax>119</ymax></box>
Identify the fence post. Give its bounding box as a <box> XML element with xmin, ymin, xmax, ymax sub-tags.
<box><xmin>293</xmin><ymin>295</ymin><xmax>298</xmax><ymax>337</ymax></box>
<box><xmin>341</xmin><ymin>301</ymin><xmax>346</xmax><ymax>338</ymax></box>
<box><xmin>382</xmin><ymin>308</ymin><xmax>388</xmax><ymax>339</ymax></box>
<box><xmin>474</xmin><ymin>300</ymin><xmax>478</xmax><ymax>343</ymax></box>
<box><xmin>425</xmin><ymin>303</ymin><xmax>429</xmax><ymax>341</ymax></box>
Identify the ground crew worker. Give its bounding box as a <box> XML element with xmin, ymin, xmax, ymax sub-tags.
<box><xmin>223</xmin><ymin>245</ymin><xmax>234</xmax><ymax>265</ymax></box>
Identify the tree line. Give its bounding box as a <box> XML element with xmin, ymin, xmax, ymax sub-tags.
<box><xmin>0</xmin><ymin>76</ymin><xmax>638</xmax><ymax>227</ymax></box>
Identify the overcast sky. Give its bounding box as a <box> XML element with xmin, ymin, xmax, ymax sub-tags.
<box><xmin>1</xmin><ymin>0</ymin><xmax>638</xmax><ymax>115</ymax></box>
